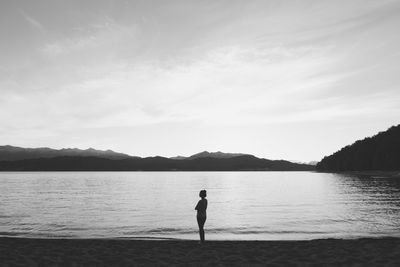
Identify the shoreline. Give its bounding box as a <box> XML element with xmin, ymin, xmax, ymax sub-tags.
<box><xmin>1</xmin><ymin>237</ymin><xmax>399</xmax><ymax>266</ymax></box>
<box><xmin>4</xmin><ymin>236</ymin><xmax>399</xmax><ymax>241</ymax></box>
<box><xmin>316</xmin><ymin>170</ymin><xmax>400</xmax><ymax>177</ymax></box>
<box><xmin>344</xmin><ymin>170</ymin><xmax>400</xmax><ymax>177</ymax></box>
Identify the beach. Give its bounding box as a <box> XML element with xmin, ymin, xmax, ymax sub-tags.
<box><xmin>1</xmin><ymin>237</ymin><xmax>399</xmax><ymax>266</ymax></box>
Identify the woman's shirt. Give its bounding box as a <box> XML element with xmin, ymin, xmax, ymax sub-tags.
<box><xmin>195</xmin><ymin>198</ymin><xmax>207</xmax><ymax>217</ymax></box>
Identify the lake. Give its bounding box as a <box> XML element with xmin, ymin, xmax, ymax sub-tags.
<box><xmin>0</xmin><ymin>171</ymin><xmax>399</xmax><ymax>240</ymax></box>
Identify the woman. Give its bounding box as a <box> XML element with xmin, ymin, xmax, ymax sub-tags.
<box><xmin>195</xmin><ymin>189</ymin><xmax>207</xmax><ymax>243</ymax></box>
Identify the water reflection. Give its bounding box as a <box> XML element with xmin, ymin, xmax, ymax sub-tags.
<box><xmin>0</xmin><ymin>171</ymin><xmax>399</xmax><ymax>240</ymax></box>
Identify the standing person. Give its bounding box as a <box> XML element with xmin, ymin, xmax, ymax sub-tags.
<box><xmin>195</xmin><ymin>190</ymin><xmax>207</xmax><ymax>243</ymax></box>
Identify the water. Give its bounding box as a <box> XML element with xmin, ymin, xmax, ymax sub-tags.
<box><xmin>0</xmin><ymin>171</ymin><xmax>399</xmax><ymax>240</ymax></box>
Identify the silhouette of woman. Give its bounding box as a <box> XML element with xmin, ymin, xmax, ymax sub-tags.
<box><xmin>195</xmin><ymin>190</ymin><xmax>207</xmax><ymax>243</ymax></box>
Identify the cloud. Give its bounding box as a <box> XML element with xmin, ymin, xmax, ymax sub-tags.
<box><xmin>19</xmin><ymin>10</ymin><xmax>46</xmax><ymax>33</ymax></box>
<box><xmin>41</xmin><ymin>18</ymin><xmax>140</xmax><ymax>57</ymax></box>
<box><xmin>4</xmin><ymin>34</ymin><xmax>398</xmax><ymax>134</ymax></box>
<box><xmin>1</xmin><ymin>0</ymin><xmax>400</xmax><ymax>160</ymax></box>
<box><xmin>0</xmin><ymin>42</ymin><xmax>345</xmax><ymax>132</ymax></box>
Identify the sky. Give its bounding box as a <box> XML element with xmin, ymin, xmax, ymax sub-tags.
<box><xmin>0</xmin><ymin>0</ymin><xmax>399</xmax><ymax>162</ymax></box>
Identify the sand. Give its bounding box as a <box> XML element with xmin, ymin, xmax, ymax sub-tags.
<box><xmin>1</xmin><ymin>237</ymin><xmax>399</xmax><ymax>266</ymax></box>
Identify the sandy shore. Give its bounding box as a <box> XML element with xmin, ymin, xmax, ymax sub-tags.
<box><xmin>1</xmin><ymin>237</ymin><xmax>399</xmax><ymax>266</ymax></box>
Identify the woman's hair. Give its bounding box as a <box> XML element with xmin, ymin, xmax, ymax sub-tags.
<box><xmin>199</xmin><ymin>190</ymin><xmax>207</xmax><ymax>198</ymax></box>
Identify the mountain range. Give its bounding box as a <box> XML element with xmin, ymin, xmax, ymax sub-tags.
<box><xmin>171</xmin><ymin>151</ymin><xmax>250</xmax><ymax>160</ymax></box>
<box><xmin>0</xmin><ymin>146</ymin><xmax>314</xmax><ymax>171</ymax></box>
<box><xmin>0</xmin><ymin>145</ymin><xmax>132</xmax><ymax>161</ymax></box>
<box><xmin>3</xmin><ymin>123</ymin><xmax>398</xmax><ymax>172</ymax></box>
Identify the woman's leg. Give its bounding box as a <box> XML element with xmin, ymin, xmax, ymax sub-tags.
<box><xmin>197</xmin><ymin>216</ymin><xmax>206</xmax><ymax>242</ymax></box>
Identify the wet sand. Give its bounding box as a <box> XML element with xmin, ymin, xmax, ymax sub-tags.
<box><xmin>1</xmin><ymin>237</ymin><xmax>399</xmax><ymax>266</ymax></box>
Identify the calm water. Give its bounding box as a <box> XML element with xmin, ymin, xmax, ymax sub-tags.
<box><xmin>1</xmin><ymin>171</ymin><xmax>399</xmax><ymax>240</ymax></box>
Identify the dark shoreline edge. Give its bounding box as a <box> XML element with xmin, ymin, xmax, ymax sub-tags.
<box><xmin>1</xmin><ymin>237</ymin><xmax>399</xmax><ymax>266</ymax></box>
<box><xmin>0</xmin><ymin>155</ymin><xmax>315</xmax><ymax>172</ymax></box>
<box><xmin>0</xmin><ymin>235</ymin><xmax>400</xmax><ymax>243</ymax></box>
<box><xmin>316</xmin><ymin>170</ymin><xmax>400</xmax><ymax>177</ymax></box>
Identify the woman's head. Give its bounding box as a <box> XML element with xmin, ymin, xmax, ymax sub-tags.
<box><xmin>199</xmin><ymin>190</ymin><xmax>207</xmax><ymax>198</ymax></box>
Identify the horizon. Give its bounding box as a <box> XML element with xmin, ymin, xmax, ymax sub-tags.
<box><xmin>1</xmin><ymin>144</ymin><xmax>313</xmax><ymax>162</ymax></box>
<box><xmin>2</xmin><ymin>121</ymin><xmax>398</xmax><ymax>162</ymax></box>
<box><xmin>1</xmin><ymin>0</ymin><xmax>400</xmax><ymax>162</ymax></box>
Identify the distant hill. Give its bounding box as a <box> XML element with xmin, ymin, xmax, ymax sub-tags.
<box><xmin>316</xmin><ymin>124</ymin><xmax>400</xmax><ymax>171</ymax></box>
<box><xmin>0</xmin><ymin>150</ymin><xmax>314</xmax><ymax>172</ymax></box>
<box><xmin>0</xmin><ymin>145</ymin><xmax>132</xmax><ymax>161</ymax></box>
<box><xmin>170</xmin><ymin>151</ymin><xmax>250</xmax><ymax>160</ymax></box>
<box><xmin>169</xmin><ymin>156</ymin><xmax>188</xmax><ymax>160</ymax></box>
<box><xmin>188</xmin><ymin>151</ymin><xmax>250</xmax><ymax>159</ymax></box>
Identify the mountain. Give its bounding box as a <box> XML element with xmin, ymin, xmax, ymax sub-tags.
<box><xmin>0</xmin><ymin>151</ymin><xmax>314</xmax><ymax>172</ymax></box>
<box><xmin>0</xmin><ymin>145</ymin><xmax>132</xmax><ymax>161</ymax></box>
<box><xmin>316</xmin><ymin>124</ymin><xmax>400</xmax><ymax>171</ymax></box>
<box><xmin>188</xmin><ymin>151</ymin><xmax>250</xmax><ymax>159</ymax></box>
<box><xmin>169</xmin><ymin>156</ymin><xmax>187</xmax><ymax>160</ymax></box>
<box><xmin>170</xmin><ymin>151</ymin><xmax>250</xmax><ymax>160</ymax></box>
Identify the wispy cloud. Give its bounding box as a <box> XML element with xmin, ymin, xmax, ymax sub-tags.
<box><xmin>41</xmin><ymin>19</ymin><xmax>139</xmax><ymax>57</ymax></box>
<box><xmin>19</xmin><ymin>9</ymin><xmax>46</xmax><ymax>33</ymax></box>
